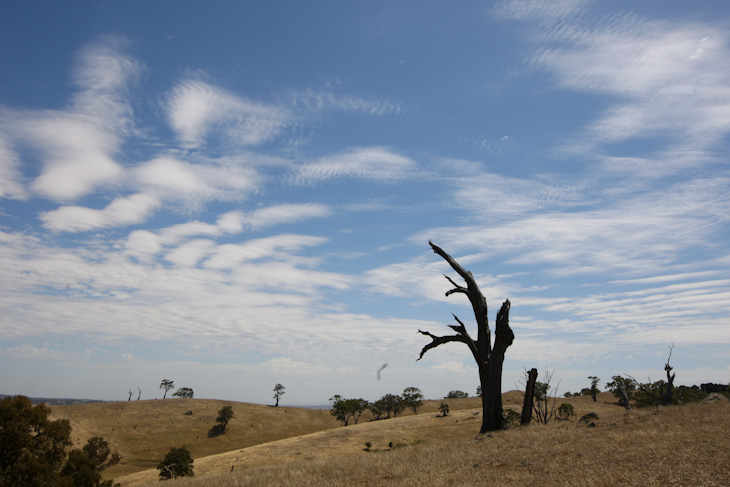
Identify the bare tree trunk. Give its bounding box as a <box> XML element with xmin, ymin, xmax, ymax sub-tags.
<box><xmin>662</xmin><ymin>343</ymin><xmax>675</xmax><ymax>406</ymax></box>
<box><xmin>521</xmin><ymin>368</ymin><xmax>538</xmax><ymax>425</ymax></box>
<box><xmin>618</xmin><ymin>381</ymin><xmax>631</xmax><ymax>411</ymax></box>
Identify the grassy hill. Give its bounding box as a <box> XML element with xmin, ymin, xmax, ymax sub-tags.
<box><xmin>49</xmin><ymin>398</ymin><xmax>341</xmax><ymax>477</ymax></box>
<box><xmin>51</xmin><ymin>392</ymin><xmax>730</xmax><ymax>486</ymax></box>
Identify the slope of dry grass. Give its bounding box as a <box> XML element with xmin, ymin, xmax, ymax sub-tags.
<box><xmin>49</xmin><ymin>398</ymin><xmax>341</xmax><ymax>477</ymax></box>
<box><xmin>119</xmin><ymin>399</ymin><xmax>730</xmax><ymax>487</ymax></box>
<box><xmin>49</xmin><ymin>393</ymin><xmax>494</xmax><ymax>480</ymax></box>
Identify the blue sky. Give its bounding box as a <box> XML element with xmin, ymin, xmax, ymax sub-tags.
<box><xmin>1</xmin><ymin>0</ymin><xmax>729</xmax><ymax>405</ymax></box>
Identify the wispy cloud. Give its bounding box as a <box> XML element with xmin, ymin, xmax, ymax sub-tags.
<box><xmin>289</xmin><ymin>88</ymin><xmax>403</xmax><ymax>115</ymax></box>
<box><xmin>0</xmin><ymin>37</ymin><xmax>139</xmax><ymax>202</ymax></box>
<box><xmin>0</xmin><ymin>137</ymin><xmax>27</xmax><ymax>200</ymax></box>
<box><xmin>521</xmin><ymin>10</ymin><xmax>730</xmax><ymax>174</ymax></box>
<box><xmin>166</xmin><ymin>80</ymin><xmax>290</xmax><ymax>149</ymax></box>
<box><xmin>289</xmin><ymin>147</ymin><xmax>417</xmax><ymax>185</ymax></box>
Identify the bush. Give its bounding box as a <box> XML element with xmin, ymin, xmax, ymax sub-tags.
<box><xmin>504</xmin><ymin>408</ymin><xmax>521</xmax><ymax>427</ymax></box>
<box><xmin>157</xmin><ymin>447</ymin><xmax>194</xmax><ymax>480</ymax></box>
<box><xmin>558</xmin><ymin>403</ymin><xmax>575</xmax><ymax>419</ymax></box>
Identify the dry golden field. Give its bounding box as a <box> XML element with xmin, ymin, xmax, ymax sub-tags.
<box><xmin>52</xmin><ymin>392</ymin><xmax>730</xmax><ymax>487</ymax></box>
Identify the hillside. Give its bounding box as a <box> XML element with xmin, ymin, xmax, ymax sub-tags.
<box><xmin>50</xmin><ymin>391</ymin><xmax>630</xmax><ymax>484</ymax></box>
<box><xmin>118</xmin><ymin>397</ymin><xmax>730</xmax><ymax>487</ymax></box>
<box><xmin>49</xmin><ymin>398</ymin><xmax>341</xmax><ymax>477</ymax></box>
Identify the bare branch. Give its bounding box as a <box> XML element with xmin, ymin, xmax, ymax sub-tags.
<box><xmin>443</xmin><ymin>275</ymin><xmax>468</xmax><ymax>297</ymax></box>
<box><xmin>429</xmin><ymin>241</ymin><xmax>491</xmax><ymax>358</ymax></box>
<box><xmin>429</xmin><ymin>240</ymin><xmax>473</xmax><ymax>283</ymax></box>
<box><xmin>417</xmin><ymin>330</ymin><xmax>469</xmax><ymax>361</ymax></box>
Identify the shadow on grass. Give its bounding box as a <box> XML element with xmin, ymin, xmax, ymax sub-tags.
<box><xmin>207</xmin><ymin>424</ymin><xmax>226</xmax><ymax>438</ymax></box>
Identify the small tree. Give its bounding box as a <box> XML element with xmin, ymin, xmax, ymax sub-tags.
<box><xmin>216</xmin><ymin>406</ymin><xmax>234</xmax><ymax>431</ymax></box>
<box><xmin>662</xmin><ymin>343</ymin><xmax>676</xmax><ymax>406</ymax></box>
<box><xmin>137</xmin><ymin>387</ymin><xmax>142</xmax><ymax>401</ymax></box>
<box><xmin>532</xmin><ymin>369</ymin><xmax>560</xmax><ymax>424</ymax></box>
<box><xmin>439</xmin><ymin>401</ymin><xmax>450</xmax><ymax>417</ymax></box>
<box><xmin>606</xmin><ymin>375</ymin><xmax>636</xmax><ymax>409</ymax></box>
<box><xmin>588</xmin><ymin>376</ymin><xmax>600</xmax><ymax>402</ymax></box>
<box><xmin>402</xmin><ymin>387</ymin><xmax>424</xmax><ymax>414</ymax></box>
<box><xmin>476</xmin><ymin>385</ymin><xmax>483</xmax><ymax>397</ymax></box>
<box><xmin>172</xmin><ymin>387</ymin><xmax>194</xmax><ymax>399</ymax></box>
<box><xmin>160</xmin><ymin>379</ymin><xmax>174</xmax><ymax>399</ymax></box>
<box><xmin>157</xmin><ymin>447</ymin><xmax>194</xmax><ymax>480</ymax></box>
<box><xmin>330</xmin><ymin>396</ymin><xmax>368</xmax><ymax>425</ymax></box>
<box><xmin>127</xmin><ymin>388</ymin><xmax>133</xmax><ymax>401</ymax></box>
<box><xmin>557</xmin><ymin>403</ymin><xmax>575</xmax><ymax>420</ymax></box>
<box><xmin>445</xmin><ymin>390</ymin><xmax>469</xmax><ymax>399</ymax></box>
<box><xmin>377</xmin><ymin>393</ymin><xmax>405</xmax><ymax>418</ymax></box>
<box><xmin>273</xmin><ymin>383</ymin><xmax>285</xmax><ymax>407</ymax></box>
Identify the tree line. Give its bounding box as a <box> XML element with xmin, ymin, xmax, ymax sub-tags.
<box><xmin>329</xmin><ymin>387</ymin><xmax>425</xmax><ymax>426</ymax></box>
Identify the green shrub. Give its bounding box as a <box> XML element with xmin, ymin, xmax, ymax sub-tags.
<box><xmin>157</xmin><ymin>447</ymin><xmax>194</xmax><ymax>480</ymax></box>
<box><xmin>558</xmin><ymin>403</ymin><xmax>575</xmax><ymax>419</ymax></box>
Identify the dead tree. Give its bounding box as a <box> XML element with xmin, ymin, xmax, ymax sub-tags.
<box><xmin>418</xmin><ymin>241</ymin><xmax>514</xmax><ymax>433</ymax></box>
<box><xmin>662</xmin><ymin>343</ymin><xmax>676</xmax><ymax>406</ymax></box>
<box><xmin>521</xmin><ymin>368</ymin><xmax>538</xmax><ymax>425</ymax></box>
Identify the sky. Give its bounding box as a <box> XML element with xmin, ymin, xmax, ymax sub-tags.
<box><xmin>1</xmin><ymin>0</ymin><xmax>729</xmax><ymax>406</ymax></box>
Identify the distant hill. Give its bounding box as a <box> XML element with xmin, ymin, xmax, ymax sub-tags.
<box><xmin>0</xmin><ymin>393</ymin><xmax>103</xmax><ymax>406</ymax></box>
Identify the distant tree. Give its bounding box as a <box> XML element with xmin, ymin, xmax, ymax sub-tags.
<box><xmin>330</xmin><ymin>396</ymin><xmax>368</xmax><ymax>425</ymax></box>
<box><xmin>580</xmin><ymin>387</ymin><xmax>592</xmax><ymax>396</ymax></box>
<box><xmin>418</xmin><ymin>241</ymin><xmax>514</xmax><ymax>433</ymax></box>
<box><xmin>476</xmin><ymin>385</ymin><xmax>483</xmax><ymax>397</ymax></box>
<box><xmin>273</xmin><ymin>383</ymin><xmax>285</xmax><ymax>407</ymax></box>
<box><xmin>157</xmin><ymin>447</ymin><xmax>194</xmax><ymax>480</ymax></box>
<box><xmin>606</xmin><ymin>375</ymin><xmax>636</xmax><ymax>409</ymax></box>
<box><xmin>438</xmin><ymin>401</ymin><xmax>450</xmax><ymax>417</ymax></box>
<box><xmin>700</xmin><ymin>383</ymin><xmax>730</xmax><ymax>395</ymax></box>
<box><xmin>172</xmin><ymin>387</ymin><xmax>194</xmax><ymax>399</ymax></box>
<box><xmin>216</xmin><ymin>406</ymin><xmax>234</xmax><ymax>431</ymax></box>
<box><xmin>588</xmin><ymin>376</ymin><xmax>600</xmax><ymax>402</ymax></box>
<box><xmin>127</xmin><ymin>388</ymin><xmax>133</xmax><ymax>401</ymax></box>
<box><xmin>401</xmin><ymin>387</ymin><xmax>424</xmax><ymax>414</ymax></box>
<box><xmin>662</xmin><ymin>343</ymin><xmax>676</xmax><ymax>406</ymax></box>
<box><xmin>445</xmin><ymin>390</ymin><xmax>469</xmax><ymax>399</ymax></box>
<box><xmin>137</xmin><ymin>387</ymin><xmax>142</xmax><ymax>401</ymax></box>
<box><xmin>563</xmin><ymin>392</ymin><xmax>572</xmax><ymax>398</ymax></box>
<box><xmin>0</xmin><ymin>395</ymin><xmax>72</xmax><ymax>486</ymax></box>
<box><xmin>383</xmin><ymin>393</ymin><xmax>406</xmax><ymax>418</ymax></box>
<box><xmin>557</xmin><ymin>403</ymin><xmax>575</xmax><ymax>420</ymax></box>
<box><xmin>160</xmin><ymin>379</ymin><xmax>174</xmax><ymax>399</ymax></box>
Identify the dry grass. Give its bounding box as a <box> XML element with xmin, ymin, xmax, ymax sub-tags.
<box><xmin>53</xmin><ymin>392</ymin><xmax>730</xmax><ymax>486</ymax></box>
<box><xmin>49</xmin><ymin>393</ymin><xmax>490</xmax><ymax>481</ymax></box>
<box><xmin>49</xmin><ymin>398</ymin><xmax>341</xmax><ymax>478</ymax></box>
<box><xmin>115</xmin><ymin>396</ymin><xmax>730</xmax><ymax>487</ymax></box>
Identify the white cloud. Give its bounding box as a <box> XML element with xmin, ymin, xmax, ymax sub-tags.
<box><xmin>1</xmin><ymin>37</ymin><xmax>140</xmax><ymax>202</ymax></box>
<box><xmin>203</xmin><ymin>234</ymin><xmax>329</xmax><ymax>270</ymax></box>
<box><xmin>40</xmin><ymin>193</ymin><xmax>160</xmax><ymax>232</ymax></box>
<box><xmin>0</xmin><ymin>137</ymin><xmax>27</xmax><ymax>200</ymax></box>
<box><xmin>166</xmin><ymin>80</ymin><xmax>290</xmax><ymax>148</ymax></box>
<box><xmin>524</xmin><ymin>12</ymin><xmax>730</xmax><ymax>173</ymax></box>
<box><xmin>290</xmin><ymin>147</ymin><xmax>416</xmax><ymax>185</ymax></box>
